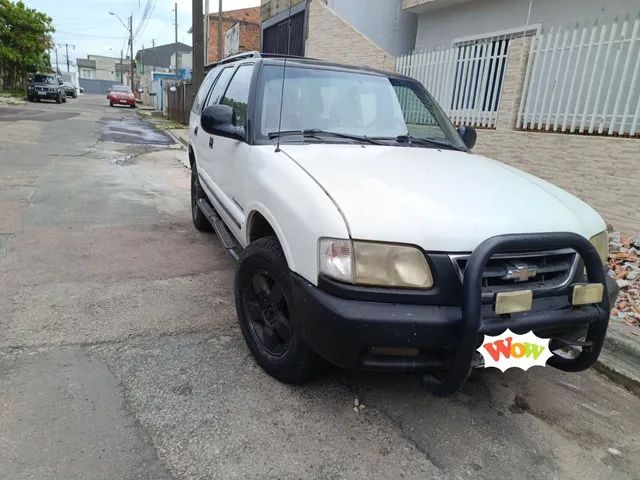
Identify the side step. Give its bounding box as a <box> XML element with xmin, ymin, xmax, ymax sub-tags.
<box><xmin>197</xmin><ymin>199</ymin><xmax>242</xmax><ymax>261</ymax></box>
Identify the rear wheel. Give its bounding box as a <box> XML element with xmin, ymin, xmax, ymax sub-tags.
<box><xmin>62</xmin><ymin>95</ymin><xmax>66</xmax><ymax>103</ymax></box>
<box><xmin>190</xmin><ymin>166</ymin><xmax>213</xmax><ymax>232</ymax></box>
<box><xmin>235</xmin><ymin>237</ymin><xmax>324</xmax><ymax>384</ymax></box>
<box><xmin>72</xmin><ymin>92</ymin><xmax>77</xmax><ymax>99</ymax></box>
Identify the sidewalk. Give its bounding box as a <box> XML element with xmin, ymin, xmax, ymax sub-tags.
<box><xmin>597</xmin><ymin>320</ymin><xmax>640</xmax><ymax>395</ymax></box>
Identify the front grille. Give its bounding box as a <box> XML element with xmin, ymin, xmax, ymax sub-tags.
<box><xmin>451</xmin><ymin>249</ymin><xmax>578</xmax><ymax>295</ymax></box>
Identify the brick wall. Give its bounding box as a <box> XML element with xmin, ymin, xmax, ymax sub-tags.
<box><xmin>207</xmin><ymin>7</ymin><xmax>260</xmax><ymax>63</ymax></box>
<box><xmin>473</xmin><ymin>36</ymin><xmax>640</xmax><ymax>233</ymax></box>
<box><xmin>305</xmin><ymin>0</ymin><xmax>396</xmax><ymax>72</ymax></box>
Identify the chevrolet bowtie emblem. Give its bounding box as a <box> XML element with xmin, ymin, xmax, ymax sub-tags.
<box><xmin>503</xmin><ymin>262</ymin><xmax>537</xmax><ymax>282</ymax></box>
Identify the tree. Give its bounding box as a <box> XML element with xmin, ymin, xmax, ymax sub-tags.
<box><xmin>0</xmin><ymin>0</ymin><xmax>55</xmax><ymax>91</ymax></box>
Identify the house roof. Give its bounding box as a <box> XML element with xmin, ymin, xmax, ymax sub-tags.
<box><xmin>135</xmin><ymin>42</ymin><xmax>192</xmax><ymax>67</ymax></box>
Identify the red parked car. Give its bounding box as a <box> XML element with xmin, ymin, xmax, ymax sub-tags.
<box><xmin>108</xmin><ymin>85</ymin><xmax>136</xmax><ymax>108</ymax></box>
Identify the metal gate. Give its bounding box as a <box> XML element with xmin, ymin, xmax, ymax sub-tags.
<box><xmin>79</xmin><ymin>78</ymin><xmax>120</xmax><ymax>95</ymax></box>
<box><xmin>262</xmin><ymin>10</ymin><xmax>305</xmax><ymax>56</ymax></box>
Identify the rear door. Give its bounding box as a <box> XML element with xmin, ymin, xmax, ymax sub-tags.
<box><xmin>189</xmin><ymin>66</ymin><xmax>220</xmax><ymax>168</ymax></box>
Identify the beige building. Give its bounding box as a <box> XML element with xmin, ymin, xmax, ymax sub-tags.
<box><xmin>77</xmin><ymin>55</ymin><xmax>125</xmax><ymax>82</ymax></box>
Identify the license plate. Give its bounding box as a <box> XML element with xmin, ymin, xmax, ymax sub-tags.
<box><xmin>38</xmin><ymin>91</ymin><xmax>46</xmax><ymax>95</ymax></box>
<box><xmin>120</xmin><ymin>100</ymin><xmax>127</xmax><ymax>104</ymax></box>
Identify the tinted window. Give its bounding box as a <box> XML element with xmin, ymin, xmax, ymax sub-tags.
<box><xmin>220</xmin><ymin>64</ymin><xmax>253</xmax><ymax>127</ymax></box>
<box><xmin>192</xmin><ymin>67</ymin><xmax>220</xmax><ymax>114</ymax></box>
<box><xmin>204</xmin><ymin>67</ymin><xmax>234</xmax><ymax>108</ymax></box>
<box><xmin>33</xmin><ymin>75</ymin><xmax>55</xmax><ymax>84</ymax></box>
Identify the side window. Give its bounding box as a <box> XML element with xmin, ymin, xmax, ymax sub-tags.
<box><xmin>204</xmin><ymin>67</ymin><xmax>234</xmax><ymax>108</ymax></box>
<box><xmin>192</xmin><ymin>66</ymin><xmax>220</xmax><ymax>114</ymax></box>
<box><xmin>220</xmin><ymin>64</ymin><xmax>253</xmax><ymax>127</ymax></box>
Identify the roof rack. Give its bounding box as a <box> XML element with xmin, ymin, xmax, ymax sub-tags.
<box><xmin>205</xmin><ymin>51</ymin><xmax>261</xmax><ymax>70</ymax></box>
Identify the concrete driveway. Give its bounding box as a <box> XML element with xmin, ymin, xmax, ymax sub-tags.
<box><xmin>0</xmin><ymin>95</ymin><xmax>638</xmax><ymax>480</ymax></box>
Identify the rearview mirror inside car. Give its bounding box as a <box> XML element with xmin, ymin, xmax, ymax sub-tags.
<box><xmin>201</xmin><ymin>104</ymin><xmax>245</xmax><ymax>141</ymax></box>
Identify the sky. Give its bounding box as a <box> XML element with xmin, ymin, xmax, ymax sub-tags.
<box><xmin>24</xmin><ymin>0</ymin><xmax>260</xmax><ymax>72</ymax></box>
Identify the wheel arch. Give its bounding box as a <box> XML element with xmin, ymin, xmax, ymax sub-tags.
<box><xmin>245</xmin><ymin>205</ymin><xmax>295</xmax><ymax>272</ymax></box>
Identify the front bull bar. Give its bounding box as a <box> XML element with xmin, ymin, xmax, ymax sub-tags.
<box><xmin>422</xmin><ymin>232</ymin><xmax>611</xmax><ymax>396</ymax></box>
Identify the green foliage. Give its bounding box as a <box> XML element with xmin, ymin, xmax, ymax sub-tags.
<box><xmin>0</xmin><ymin>0</ymin><xmax>55</xmax><ymax>89</ymax></box>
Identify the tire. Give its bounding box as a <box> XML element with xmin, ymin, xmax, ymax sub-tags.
<box><xmin>55</xmin><ymin>93</ymin><xmax>61</xmax><ymax>104</ymax></box>
<box><xmin>109</xmin><ymin>102</ymin><xmax>113</xmax><ymax>107</ymax></box>
<box><xmin>35</xmin><ymin>97</ymin><xmax>41</xmax><ymax>102</ymax></box>
<box><xmin>190</xmin><ymin>167</ymin><xmax>213</xmax><ymax>232</ymax></box>
<box><xmin>130</xmin><ymin>103</ymin><xmax>136</xmax><ymax>109</ymax></box>
<box><xmin>62</xmin><ymin>95</ymin><xmax>66</xmax><ymax>103</ymax></box>
<box><xmin>235</xmin><ymin>237</ymin><xmax>324</xmax><ymax>384</ymax></box>
<box><xmin>72</xmin><ymin>92</ymin><xmax>77</xmax><ymax>99</ymax></box>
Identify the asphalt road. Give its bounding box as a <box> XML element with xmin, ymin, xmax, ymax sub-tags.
<box><xmin>0</xmin><ymin>95</ymin><xmax>638</xmax><ymax>480</ymax></box>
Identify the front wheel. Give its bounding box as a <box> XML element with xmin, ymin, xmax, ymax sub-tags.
<box><xmin>235</xmin><ymin>237</ymin><xmax>324</xmax><ymax>384</ymax></box>
<box><xmin>190</xmin><ymin>166</ymin><xmax>213</xmax><ymax>232</ymax></box>
<box><xmin>55</xmin><ymin>93</ymin><xmax>62</xmax><ymax>104</ymax></box>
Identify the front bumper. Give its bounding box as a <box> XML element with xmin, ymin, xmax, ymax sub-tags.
<box><xmin>292</xmin><ymin>232</ymin><xmax>615</xmax><ymax>396</ymax></box>
<box><xmin>29</xmin><ymin>90</ymin><xmax>58</xmax><ymax>99</ymax></box>
<box><xmin>111</xmin><ymin>97</ymin><xmax>135</xmax><ymax>105</ymax></box>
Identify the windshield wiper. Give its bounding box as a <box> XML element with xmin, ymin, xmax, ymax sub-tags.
<box><xmin>394</xmin><ymin>134</ymin><xmax>465</xmax><ymax>151</ymax></box>
<box><xmin>268</xmin><ymin>129</ymin><xmax>384</xmax><ymax>145</ymax></box>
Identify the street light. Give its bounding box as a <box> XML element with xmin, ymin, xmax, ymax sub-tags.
<box><xmin>108</xmin><ymin>11</ymin><xmax>129</xmax><ymax>31</ymax></box>
<box><xmin>108</xmin><ymin>11</ymin><xmax>134</xmax><ymax>90</ymax></box>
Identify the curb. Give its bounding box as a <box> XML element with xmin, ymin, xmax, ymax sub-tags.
<box><xmin>163</xmin><ymin>128</ymin><xmax>188</xmax><ymax>148</ymax></box>
<box><xmin>595</xmin><ymin>321</ymin><xmax>640</xmax><ymax>395</ymax></box>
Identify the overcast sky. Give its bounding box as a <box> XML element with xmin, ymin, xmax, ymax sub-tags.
<box><xmin>25</xmin><ymin>0</ymin><xmax>260</xmax><ymax>72</ymax></box>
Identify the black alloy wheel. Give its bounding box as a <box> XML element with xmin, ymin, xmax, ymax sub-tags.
<box><xmin>242</xmin><ymin>270</ymin><xmax>292</xmax><ymax>356</ymax></box>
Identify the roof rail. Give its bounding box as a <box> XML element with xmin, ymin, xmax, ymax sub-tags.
<box><xmin>205</xmin><ymin>51</ymin><xmax>261</xmax><ymax>70</ymax></box>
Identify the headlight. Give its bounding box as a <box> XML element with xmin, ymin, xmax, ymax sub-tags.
<box><xmin>589</xmin><ymin>231</ymin><xmax>609</xmax><ymax>266</ymax></box>
<box><xmin>318</xmin><ymin>239</ymin><xmax>433</xmax><ymax>289</ymax></box>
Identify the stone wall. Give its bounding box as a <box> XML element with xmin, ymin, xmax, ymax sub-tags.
<box><xmin>305</xmin><ymin>0</ymin><xmax>396</xmax><ymax>72</ymax></box>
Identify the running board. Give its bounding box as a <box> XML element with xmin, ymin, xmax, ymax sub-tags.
<box><xmin>197</xmin><ymin>199</ymin><xmax>242</xmax><ymax>261</ymax></box>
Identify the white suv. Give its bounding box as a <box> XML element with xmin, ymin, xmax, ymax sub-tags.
<box><xmin>188</xmin><ymin>52</ymin><xmax>616</xmax><ymax>396</ymax></box>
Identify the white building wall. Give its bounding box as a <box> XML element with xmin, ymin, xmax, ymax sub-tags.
<box><xmin>88</xmin><ymin>55</ymin><xmax>121</xmax><ymax>81</ymax></box>
<box><xmin>414</xmin><ymin>0</ymin><xmax>639</xmax><ymax>49</ymax></box>
<box><xmin>325</xmin><ymin>0</ymin><xmax>417</xmax><ymax>56</ymax></box>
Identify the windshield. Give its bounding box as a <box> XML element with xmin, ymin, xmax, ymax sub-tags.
<box><xmin>258</xmin><ymin>64</ymin><xmax>465</xmax><ymax>149</ymax></box>
<box><xmin>33</xmin><ymin>75</ymin><xmax>55</xmax><ymax>84</ymax></box>
<box><xmin>111</xmin><ymin>85</ymin><xmax>131</xmax><ymax>93</ymax></box>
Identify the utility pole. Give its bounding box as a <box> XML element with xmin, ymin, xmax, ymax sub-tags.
<box><xmin>54</xmin><ymin>47</ymin><xmax>59</xmax><ymax>73</ymax></box>
<box><xmin>192</xmin><ymin>0</ymin><xmax>204</xmax><ymax>92</ymax></box>
<box><xmin>217</xmin><ymin>0</ymin><xmax>223</xmax><ymax>60</ymax></box>
<box><xmin>120</xmin><ymin>50</ymin><xmax>124</xmax><ymax>83</ymax></box>
<box><xmin>174</xmin><ymin>3</ymin><xmax>179</xmax><ymax>78</ymax></box>
<box><xmin>204</xmin><ymin>0</ymin><xmax>209</xmax><ymax>64</ymax></box>
<box><xmin>129</xmin><ymin>14</ymin><xmax>135</xmax><ymax>90</ymax></box>
<box><xmin>152</xmin><ymin>39</ymin><xmax>156</xmax><ymax>72</ymax></box>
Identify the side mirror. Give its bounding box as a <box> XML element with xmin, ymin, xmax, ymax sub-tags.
<box><xmin>201</xmin><ymin>104</ymin><xmax>245</xmax><ymax>141</ymax></box>
<box><xmin>457</xmin><ymin>126</ymin><xmax>477</xmax><ymax>150</ymax></box>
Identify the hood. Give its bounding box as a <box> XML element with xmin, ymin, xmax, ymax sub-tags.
<box><xmin>282</xmin><ymin>144</ymin><xmax>605</xmax><ymax>252</ymax></box>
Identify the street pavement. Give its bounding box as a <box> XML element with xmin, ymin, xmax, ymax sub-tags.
<box><xmin>0</xmin><ymin>94</ymin><xmax>638</xmax><ymax>480</ymax></box>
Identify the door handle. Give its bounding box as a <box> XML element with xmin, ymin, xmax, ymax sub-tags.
<box><xmin>194</xmin><ymin>126</ymin><xmax>198</xmax><ymax>136</ymax></box>
<box><xmin>209</xmin><ymin>137</ymin><xmax>214</xmax><ymax>149</ymax></box>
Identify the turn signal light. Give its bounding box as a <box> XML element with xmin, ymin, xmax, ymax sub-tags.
<box><xmin>495</xmin><ymin>290</ymin><xmax>533</xmax><ymax>315</ymax></box>
<box><xmin>572</xmin><ymin>283</ymin><xmax>604</xmax><ymax>306</ymax></box>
